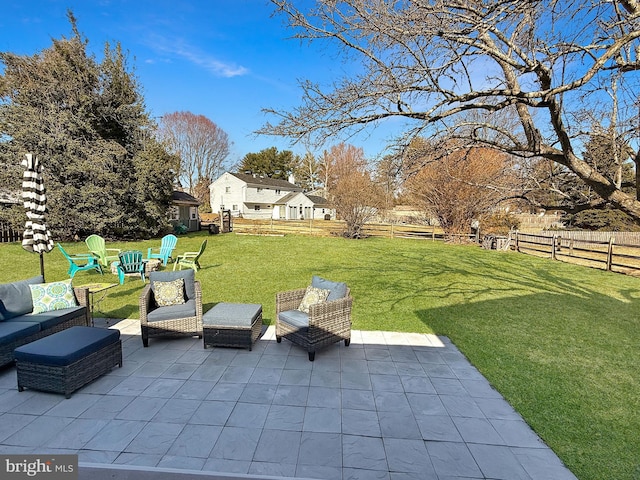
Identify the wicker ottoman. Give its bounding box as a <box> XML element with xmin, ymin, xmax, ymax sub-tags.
<box><xmin>14</xmin><ymin>326</ymin><xmax>122</xmax><ymax>398</ymax></box>
<box><xmin>203</xmin><ymin>302</ymin><xmax>262</xmax><ymax>350</ymax></box>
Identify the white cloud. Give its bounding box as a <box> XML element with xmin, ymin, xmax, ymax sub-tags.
<box><xmin>147</xmin><ymin>34</ymin><xmax>248</xmax><ymax>78</ymax></box>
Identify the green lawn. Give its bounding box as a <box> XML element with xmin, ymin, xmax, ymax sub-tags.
<box><xmin>2</xmin><ymin>232</ymin><xmax>639</xmax><ymax>480</ymax></box>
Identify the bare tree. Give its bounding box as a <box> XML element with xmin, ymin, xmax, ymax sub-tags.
<box><xmin>158</xmin><ymin>111</ymin><xmax>231</xmax><ymax>197</ymax></box>
<box><xmin>405</xmin><ymin>140</ymin><xmax>514</xmax><ymax>236</ymax></box>
<box><xmin>295</xmin><ymin>151</ymin><xmax>322</xmax><ymax>191</ymax></box>
<box><xmin>325</xmin><ymin>143</ymin><xmax>384</xmax><ymax>238</ymax></box>
<box><xmin>261</xmin><ymin>0</ymin><xmax>640</xmax><ymax>222</ymax></box>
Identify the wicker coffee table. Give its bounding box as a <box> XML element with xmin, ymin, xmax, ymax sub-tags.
<box><xmin>203</xmin><ymin>302</ymin><xmax>262</xmax><ymax>350</ymax></box>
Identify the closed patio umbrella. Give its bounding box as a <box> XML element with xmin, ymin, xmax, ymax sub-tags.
<box><xmin>22</xmin><ymin>153</ymin><xmax>54</xmax><ymax>281</ymax></box>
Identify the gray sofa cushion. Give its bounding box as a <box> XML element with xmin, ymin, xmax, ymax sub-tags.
<box><xmin>147</xmin><ymin>299</ymin><xmax>197</xmax><ymax>323</ymax></box>
<box><xmin>14</xmin><ymin>325</ymin><xmax>120</xmax><ymax>366</ymax></box>
<box><xmin>278</xmin><ymin>309</ymin><xmax>309</xmax><ymax>331</ymax></box>
<box><xmin>149</xmin><ymin>270</ymin><xmax>195</xmax><ymax>302</ymax></box>
<box><xmin>0</xmin><ymin>276</ymin><xmax>44</xmax><ymax>321</ymax></box>
<box><xmin>0</xmin><ymin>321</ymin><xmax>41</xmax><ymax>346</ymax></box>
<box><xmin>6</xmin><ymin>306</ymin><xmax>87</xmax><ymax>331</ymax></box>
<box><xmin>311</xmin><ymin>275</ymin><xmax>347</xmax><ymax>302</ymax></box>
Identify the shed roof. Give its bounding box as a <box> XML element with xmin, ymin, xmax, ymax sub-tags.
<box><xmin>172</xmin><ymin>190</ymin><xmax>201</xmax><ymax>206</ymax></box>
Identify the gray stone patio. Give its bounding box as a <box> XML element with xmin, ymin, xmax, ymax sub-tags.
<box><xmin>0</xmin><ymin>319</ymin><xmax>578</xmax><ymax>480</ymax></box>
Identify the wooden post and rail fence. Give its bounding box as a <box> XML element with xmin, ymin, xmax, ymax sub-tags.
<box><xmin>512</xmin><ymin>231</ymin><xmax>640</xmax><ymax>275</ymax></box>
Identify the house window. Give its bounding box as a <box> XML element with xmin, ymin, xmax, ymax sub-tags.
<box><xmin>225</xmin><ymin>186</ymin><xmax>230</xmax><ymax>193</ymax></box>
<box><xmin>232</xmin><ymin>204</ymin><xmax>238</xmax><ymax>211</ymax></box>
<box><xmin>276</xmin><ymin>189</ymin><xmax>281</xmax><ymax>194</ymax></box>
<box><xmin>172</xmin><ymin>207</ymin><xmax>180</xmax><ymax>220</ymax></box>
<box><xmin>190</xmin><ymin>207</ymin><xmax>197</xmax><ymax>220</ymax></box>
<box><xmin>257</xmin><ymin>188</ymin><xmax>263</xmax><ymax>194</ymax></box>
<box><xmin>254</xmin><ymin>205</ymin><xmax>261</xmax><ymax>211</ymax></box>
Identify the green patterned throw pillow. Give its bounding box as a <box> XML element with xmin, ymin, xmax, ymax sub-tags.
<box><xmin>29</xmin><ymin>279</ymin><xmax>78</xmax><ymax>314</ymax></box>
<box><xmin>153</xmin><ymin>278</ymin><xmax>186</xmax><ymax>307</ymax></box>
<box><xmin>298</xmin><ymin>286</ymin><xmax>330</xmax><ymax>314</ymax></box>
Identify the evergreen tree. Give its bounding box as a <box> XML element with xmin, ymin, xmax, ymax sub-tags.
<box><xmin>0</xmin><ymin>12</ymin><xmax>176</xmax><ymax>239</ymax></box>
<box><xmin>238</xmin><ymin>147</ymin><xmax>295</xmax><ymax>180</ymax></box>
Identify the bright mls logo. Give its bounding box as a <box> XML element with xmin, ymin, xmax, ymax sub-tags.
<box><xmin>1</xmin><ymin>455</ymin><xmax>77</xmax><ymax>479</ymax></box>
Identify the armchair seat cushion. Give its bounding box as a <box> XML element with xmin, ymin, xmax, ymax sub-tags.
<box><xmin>146</xmin><ymin>299</ymin><xmax>197</xmax><ymax>323</ymax></box>
<box><xmin>278</xmin><ymin>309</ymin><xmax>309</xmax><ymax>330</ymax></box>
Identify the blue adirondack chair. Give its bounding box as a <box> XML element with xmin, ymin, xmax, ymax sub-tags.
<box><xmin>57</xmin><ymin>243</ymin><xmax>103</xmax><ymax>279</ymax></box>
<box><xmin>147</xmin><ymin>234</ymin><xmax>178</xmax><ymax>266</ymax></box>
<box><xmin>116</xmin><ymin>250</ymin><xmax>146</xmax><ymax>285</ymax></box>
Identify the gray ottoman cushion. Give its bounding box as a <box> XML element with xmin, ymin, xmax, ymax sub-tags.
<box><xmin>204</xmin><ymin>303</ymin><xmax>262</xmax><ymax>327</ymax></box>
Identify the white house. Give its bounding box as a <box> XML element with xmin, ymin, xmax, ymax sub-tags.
<box><xmin>209</xmin><ymin>172</ymin><xmax>335</xmax><ymax>220</ymax></box>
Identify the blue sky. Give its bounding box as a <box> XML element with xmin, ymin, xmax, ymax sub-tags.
<box><xmin>0</xmin><ymin>0</ymin><xmax>399</xmax><ymax>167</ymax></box>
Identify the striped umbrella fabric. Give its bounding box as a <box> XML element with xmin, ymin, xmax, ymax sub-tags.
<box><xmin>22</xmin><ymin>153</ymin><xmax>54</xmax><ymax>278</ymax></box>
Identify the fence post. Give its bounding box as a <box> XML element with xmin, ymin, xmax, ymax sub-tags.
<box><xmin>552</xmin><ymin>234</ymin><xmax>557</xmax><ymax>260</ymax></box>
<box><xmin>607</xmin><ymin>237</ymin><xmax>615</xmax><ymax>271</ymax></box>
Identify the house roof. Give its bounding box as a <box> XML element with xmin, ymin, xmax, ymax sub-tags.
<box><xmin>306</xmin><ymin>194</ymin><xmax>330</xmax><ymax>206</ymax></box>
<box><xmin>230</xmin><ymin>172</ymin><xmax>302</xmax><ymax>191</ymax></box>
<box><xmin>274</xmin><ymin>192</ymin><xmax>301</xmax><ymax>204</ymax></box>
<box><xmin>274</xmin><ymin>192</ymin><xmax>330</xmax><ymax>206</ymax></box>
<box><xmin>172</xmin><ymin>190</ymin><xmax>201</xmax><ymax>206</ymax></box>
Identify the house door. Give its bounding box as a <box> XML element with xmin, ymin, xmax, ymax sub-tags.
<box><xmin>279</xmin><ymin>205</ymin><xmax>285</xmax><ymax>219</ymax></box>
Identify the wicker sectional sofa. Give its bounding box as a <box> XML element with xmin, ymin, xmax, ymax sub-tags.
<box><xmin>0</xmin><ymin>276</ymin><xmax>90</xmax><ymax>367</ymax></box>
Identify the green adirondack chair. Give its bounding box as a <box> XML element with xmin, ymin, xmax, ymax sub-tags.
<box><xmin>173</xmin><ymin>239</ymin><xmax>207</xmax><ymax>271</ymax></box>
<box><xmin>57</xmin><ymin>243</ymin><xmax>103</xmax><ymax>279</ymax></box>
<box><xmin>116</xmin><ymin>250</ymin><xmax>146</xmax><ymax>284</ymax></box>
<box><xmin>147</xmin><ymin>234</ymin><xmax>178</xmax><ymax>266</ymax></box>
<box><xmin>85</xmin><ymin>234</ymin><xmax>121</xmax><ymax>267</ymax></box>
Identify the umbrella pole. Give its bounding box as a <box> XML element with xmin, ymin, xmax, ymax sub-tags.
<box><xmin>40</xmin><ymin>252</ymin><xmax>45</xmax><ymax>282</ymax></box>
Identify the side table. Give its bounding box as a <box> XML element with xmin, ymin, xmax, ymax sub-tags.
<box><xmin>75</xmin><ymin>282</ymin><xmax>118</xmax><ymax>325</ymax></box>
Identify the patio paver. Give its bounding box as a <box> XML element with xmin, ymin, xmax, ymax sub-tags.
<box><xmin>0</xmin><ymin>319</ymin><xmax>578</xmax><ymax>480</ymax></box>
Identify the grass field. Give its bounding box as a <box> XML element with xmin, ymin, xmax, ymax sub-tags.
<box><xmin>1</xmin><ymin>231</ymin><xmax>639</xmax><ymax>480</ymax></box>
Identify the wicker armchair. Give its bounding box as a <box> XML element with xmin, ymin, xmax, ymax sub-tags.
<box><xmin>139</xmin><ymin>270</ymin><xmax>203</xmax><ymax>347</ymax></box>
<box><xmin>276</xmin><ymin>277</ymin><xmax>352</xmax><ymax>361</ymax></box>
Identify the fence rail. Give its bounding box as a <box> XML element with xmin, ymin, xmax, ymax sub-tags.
<box><xmin>0</xmin><ymin>222</ymin><xmax>22</xmax><ymax>243</ymax></box>
<box><xmin>228</xmin><ymin>218</ymin><xmax>454</xmax><ymax>240</ymax></box>
<box><xmin>513</xmin><ymin>231</ymin><xmax>640</xmax><ymax>275</ymax></box>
